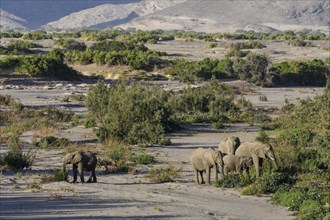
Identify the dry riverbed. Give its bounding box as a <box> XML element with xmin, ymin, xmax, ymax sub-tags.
<box><xmin>0</xmin><ymin>78</ymin><xmax>324</xmax><ymax>219</ymax></box>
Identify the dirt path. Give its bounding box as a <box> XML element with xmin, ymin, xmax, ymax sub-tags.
<box><xmin>0</xmin><ymin>123</ymin><xmax>294</xmax><ymax>220</ymax></box>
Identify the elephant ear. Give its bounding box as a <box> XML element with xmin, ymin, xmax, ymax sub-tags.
<box><xmin>72</xmin><ymin>152</ymin><xmax>82</xmax><ymax>164</ymax></box>
<box><xmin>233</xmin><ymin>137</ymin><xmax>240</xmax><ymax>148</ymax></box>
<box><xmin>254</xmin><ymin>144</ymin><xmax>266</xmax><ymax>158</ymax></box>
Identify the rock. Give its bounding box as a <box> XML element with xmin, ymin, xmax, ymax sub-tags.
<box><xmin>54</xmin><ymin>83</ymin><xmax>64</xmax><ymax>88</ymax></box>
<box><xmin>43</xmin><ymin>85</ymin><xmax>53</xmax><ymax>90</ymax></box>
<box><xmin>77</xmin><ymin>83</ymin><xmax>88</xmax><ymax>88</ymax></box>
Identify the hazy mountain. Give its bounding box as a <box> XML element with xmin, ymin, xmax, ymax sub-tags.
<box><xmin>120</xmin><ymin>0</ymin><xmax>330</xmax><ymax>33</ymax></box>
<box><xmin>1</xmin><ymin>0</ymin><xmax>329</xmax><ymax>33</ymax></box>
<box><xmin>0</xmin><ymin>0</ymin><xmax>139</xmax><ymax>29</ymax></box>
<box><xmin>0</xmin><ymin>9</ymin><xmax>28</xmax><ymax>30</ymax></box>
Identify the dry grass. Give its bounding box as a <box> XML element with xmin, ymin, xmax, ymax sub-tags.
<box><xmin>33</xmin><ymin>126</ymin><xmax>57</xmax><ymax>138</ymax></box>
<box><xmin>49</xmin><ymin>192</ymin><xmax>62</xmax><ymax>200</ymax></box>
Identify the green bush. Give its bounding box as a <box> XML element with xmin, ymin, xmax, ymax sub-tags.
<box><xmin>22</xmin><ymin>31</ymin><xmax>51</xmax><ymax>40</ymax></box>
<box><xmin>3</xmin><ymin>136</ymin><xmax>35</xmax><ymax>170</ymax></box>
<box><xmin>15</xmin><ymin>50</ymin><xmax>80</xmax><ymax>80</ymax></box>
<box><xmin>241</xmin><ymin>171</ymin><xmax>291</xmax><ymax>195</ymax></box>
<box><xmin>132</xmin><ymin>154</ymin><xmax>155</xmax><ymax>165</ymax></box>
<box><xmin>54</xmin><ymin>38</ymin><xmax>86</xmax><ymax>51</ymax></box>
<box><xmin>0</xmin><ymin>31</ymin><xmax>23</xmax><ymax>38</ymax></box>
<box><xmin>1</xmin><ymin>50</ymin><xmax>80</xmax><ymax>80</ymax></box>
<box><xmin>35</xmin><ymin>136</ymin><xmax>69</xmax><ymax>149</ymax></box>
<box><xmin>233</xmin><ymin>53</ymin><xmax>272</xmax><ymax>86</ymax></box>
<box><xmin>54</xmin><ymin>170</ymin><xmax>68</xmax><ymax>181</ymax></box>
<box><xmin>284</xmin><ymin>39</ymin><xmax>312</xmax><ymax>47</ymax></box>
<box><xmin>0</xmin><ymin>40</ymin><xmax>42</xmax><ymax>55</ymax></box>
<box><xmin>273</xmin><ymin>60</ymin><xmax>328</xmax><ymax>86</ymax></box>
<box><xmin>268</xmin><ymin>89</ymin><xmax>330</xmax><ymax>218</ymax></box>
<box><xmin>99</xmin><ymin>144</ymin><xmax>132</xmax><ymax>174</ymax></box>
<box><xmin>86</xmin><ymin>82</ymin><xmax>175</xmax><ymax>145</ymax></box>
<box><xmin>214</xmin><ymin>173</ymin><xmax>242</xmax><ymax>188</ymax></box>
<box><xmin>147</xmin><ymin>164</ymin><xmax>181</xmax><ymax>183</ymax></box>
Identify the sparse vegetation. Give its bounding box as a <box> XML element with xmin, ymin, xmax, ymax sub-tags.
<box><xmin>2</xmin><ymin>135</ymin><xmax>35</xmax><ymax>170</ymax></box>
<box><xmin>132</xmin><ymin>154</ymin><xmax>156</xmax><ymax>165</ymax></box>
<box><xmin>54</xmin><ymin>38</ymin><xmax>86</xmax><ymax>51</ymax></box>
<box><xmin>147</xmin><ymin>164</ymin><xmax>181</xmax><ymax>183</ymax></box>
<box><xmin>0</xmin><ymin>40</ymin><xmax>42</xmax><ymax>55</ymax></box>
<box><xmin>54</xmin><ymin>170</ymin><xmax>68</xmax><ymax>182</ymax></box>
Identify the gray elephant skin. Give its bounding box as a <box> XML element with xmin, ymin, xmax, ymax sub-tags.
<box><xmin>218</xmin><ymin>136</ymin><xmax>241</xmax><ymax>155</ymax></box>
<box><xmin>63</xmin><ymin>151</ymin><xmax>97</xmax><ymax>183</ymax></box>
<box><xmin>191</xmin><ymin>148</ymin><xmax>224</xmax><ymax>184</ymax></box>
<box><xmin>235</xmin><ymin>142</ymin><xmax>277</xmax><ymax>178</ymax></box>
<box><xmin>223</xmin><ymin>155</ymin><xmax>253</xmax><ymax>175</ymax></box>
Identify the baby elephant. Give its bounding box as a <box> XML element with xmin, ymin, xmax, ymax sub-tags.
<box><xmin>191</xmin><ymin>148</ymin><xmax>224</xmax><ymax>184</ymax></box>
<box><xmin>223</xmin><ymin>155</ymin><xmax>253</xmax><ymax>175</ymax></box>
<box><xmin>63</xmin><ymin>151</ymin><xmax>97</xmax><ymax>183</ymax></box>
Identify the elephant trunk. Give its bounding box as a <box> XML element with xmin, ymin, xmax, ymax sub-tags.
<box><xmin>217</xmin><ymin>154</ymin><xmax>224</xmax><ymax>178</ymax></box>
<box><xmin>272</xmin><ymin>159</ymin><xmax>278</xmax><ymax>170</ymax></box>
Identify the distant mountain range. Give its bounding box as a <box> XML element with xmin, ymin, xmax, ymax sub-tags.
<box><xmin>1</xmin><ymin>0</ymin><xmax>329</xmax><ymax>33</ymax></box>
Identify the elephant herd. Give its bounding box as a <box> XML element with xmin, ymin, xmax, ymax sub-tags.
<box><xmin>62</xmin><ymin>137</ymin><xmax>277</xmax><ymax>185</ymax></box>
<box><xmin>191</xmin><ymin>137</ymin><xmax>277</xmax><ymax>184</ymax></box>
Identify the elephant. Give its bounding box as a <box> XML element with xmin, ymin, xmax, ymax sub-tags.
<box><xmin>223</xmin><ymin>155</ymin><xmax>253</xmax><ymax>175</ymax></box>
<box><xmin>63</xmin><ymin>151</ymin><xmax>97</xmax><ymax>183</ymax></box>
<box><xmin>191</xmin><ymin>148</ymin><xmax>224</xmax><ymax>184</ymax></box>
<box><xmin>218</xmin><ymin>136</ymin><xmax>241</xmax><ymax>155</ymax></box>
<box><xmin>235</xmin><ymin>142</ymin><xmax>277</xmax><ymax>178</ymax></box>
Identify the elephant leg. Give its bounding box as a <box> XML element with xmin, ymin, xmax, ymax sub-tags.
<box><xmin>86</xmin><ymin>170</ymin><xmax>97</xmax><ymax>183</ymax></box>
<box><xmin>246</xmin><ymin>167</ymin><xmax>250</xmax><ymax>175</ymax></box>
<box><xmin>259</xmin><ymin>158</ymin><xmax>263</xmax><ymax>177</ymax></box>
<box><xmin>195</xmin><ymin>171</ymin><xmax>199</xmax><ymax>184</ymax></box>
<box><xmin>206</xmin><ymin>167</ymin><xmax>211</xmax><ymax>184</ymax></box>
<box><xmin>214</xmin><ymin>167</ymin><xmax>218</xmax><ymax>181</ymax></box>
<box><xmin>78</xmin><ymin>164</ymin><xmax>84</xmax><ymax>183</ymax></box>
<box><xmin>87</xmin><ymin>171</ymin><xmax>93</xmax><ymax>183</ymax></box>
<box><xmin>252</xmin><ymin>155</ymin><xmax>260</xmax><ymax>178</ymax></box>
<box><xmin>199</xmin><ymin>171</ymin><xmax>205</xmax><ymax>184</ymax></box>
<box><xmin>224</xmin><ymin>165</ymin><xmax>228</xmax><ymax>176</ymax></box>
<box><xmin>92</xmin><ymin>170</ymin><xmax>97</xmax><ymax>183</ymax></box>
<box><xmin>72</xmin><ymin>165</ymin><xmax>78</xmax><ymax>183</ymax></box>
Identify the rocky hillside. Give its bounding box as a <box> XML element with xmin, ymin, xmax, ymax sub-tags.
<box><xmin>1</xmin><ymin>0</ymin><xmax>329</xmax><ymax>32</ymax></box>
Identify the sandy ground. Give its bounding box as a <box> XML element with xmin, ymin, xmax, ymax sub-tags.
<box><xmin>0</xmin><ymin>78</ymin><xmax>324</xmax><ymax>220</ymax></box>
<box><xmin>146</xmin><ymin>39</ymin><xmax>330</xmax><ymax>62</ymax></box>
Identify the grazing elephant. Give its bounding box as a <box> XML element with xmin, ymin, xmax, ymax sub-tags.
<box><xmin>223</xmin><ymin>155</ymin><xmax>253</xmax><ymax>175</ymax></box>
<box><xmin>218</xmin><ymin>136</ymin><xmax>241</xmax><ymax>155</ymax></box>
<box><xmin>191</xmin><ymin>148</ymin><xmax>224</xmax><ymax>184</ymax></box>
<box><xmin>235</xmin><ymin>142</ymin><xmax>277</xmax><ymax>178</ymax></box>
<box><xmin>63</xmin><ymin>151</ymin><xmax>97</xmax><ymax>183</ymax></box>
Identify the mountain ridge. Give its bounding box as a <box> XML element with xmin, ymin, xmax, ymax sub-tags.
<box><xmin>1</xmin><ymin>0</ymin><xmax>329</xmax><ymax>33</ymax></box>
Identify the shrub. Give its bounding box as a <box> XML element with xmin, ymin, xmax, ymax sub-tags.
<box><xmin>54</xmin><ymin>170</ymin><xmax>68</xmax><ymax>181</ymax></box>
<box><xmin>3</xmin><ymin>136</ymin><xmax>35</xmax><ymax>170</ymax></box>
<box><xmin>0</xmin><ymin>40</ymin><xmax>42</xmax><ymax>55</ymax></box>
<box><xmin>54</xmin><ymin>38</ymin><xmax>86</xmax><ymax>51</ymax></box>
<box><xmin>233</xmin><ymin>53</ymin><xmax>272</xmax><ymax>86</ymax></box>
<box><xmin>214</xmin><ymin>173</ymin><xmax>242</xmax><ymax>188</ymax></box>
<box><xmin>22</xmin><ymin>31</ymin><xmax>51</xmax><ymax>40</ymax></box>
<box><xmin>15</xmin><ymin>50</ymin><xmax>80</xmax><ymax>80</ymax></box>
<box><xmin>259</xmin><ymin>95</ymin><xmax>267</xmax><ymax>101</ymax></box>
<box><xmin>147</xmin><ymin>164</ymin><xmax>181</xmax><ymax>183</ymax></box>
<box><xmin>132</xmin><ymin>154</ymin><xmax>155</xmax><ymax>165</ymax></box>
<box><xmin>241</xmin><ymin>171</ymin><xmax>291</xmax><ymax>195</ymax></box>
<box><xmin>86</xmin><ymin>82</ymin><xmax>175</xmax><ymax>145</ymax></box>
<box><xmin>35</xmin><ymin>136</ymin><xmax>69</xmax><ymax>149</ymax></box>
<box><xmin>99</xmin><ymin>144</ymin><xmax>132</xmax><ymax>174</ymax></box>
<box><xmin>284</xmin><ymin>39</ymin><xmax>312</xmax><ymax>47</ymax></box>
<box><xmin>273</xmin><ymin>60</ymin><xmax>328</xmax><ymax>86</ymax></box>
